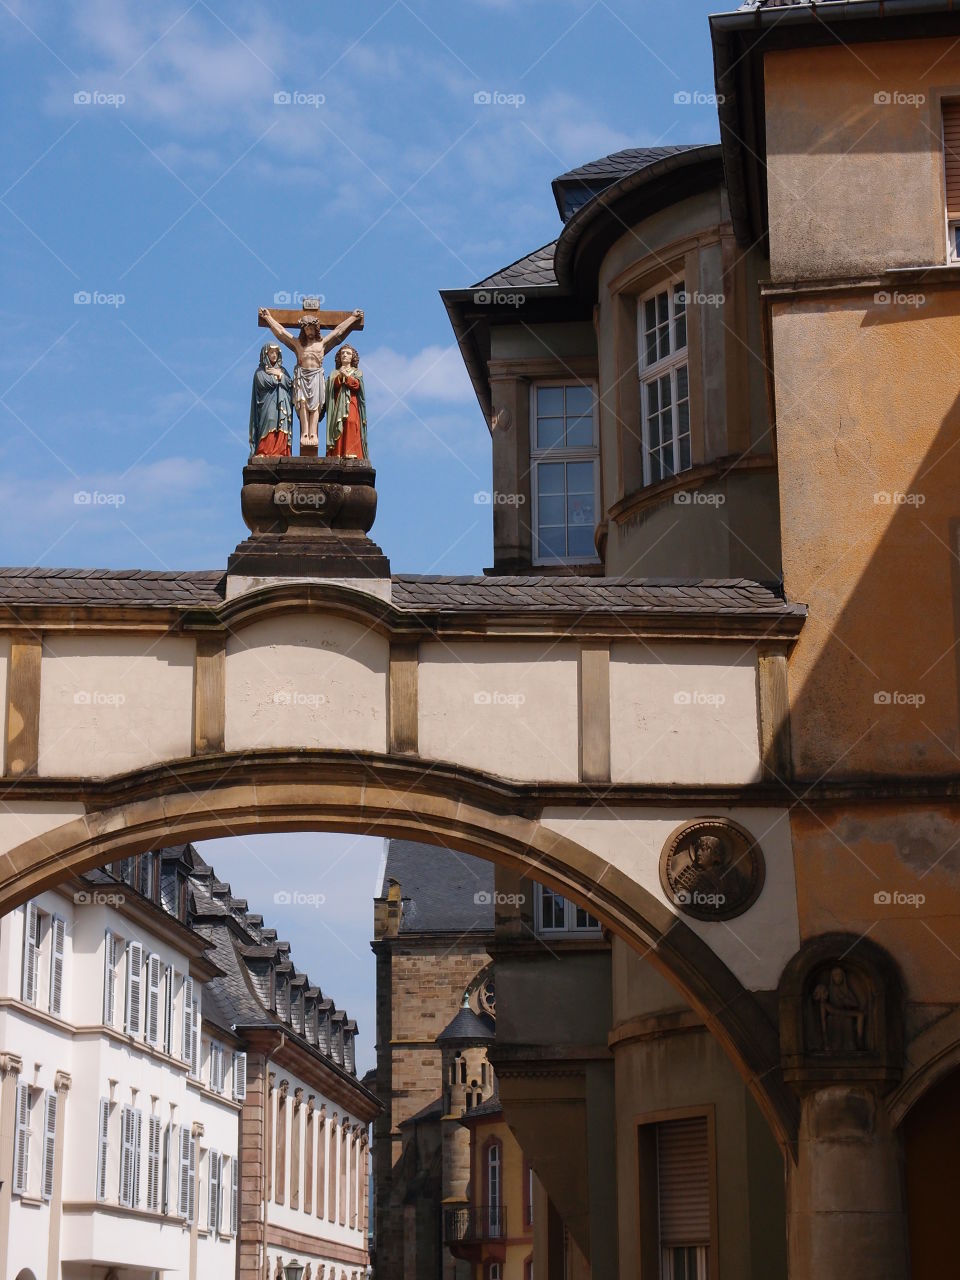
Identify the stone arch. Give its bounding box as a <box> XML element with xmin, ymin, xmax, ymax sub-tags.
<box><xmin>0</xmin><ymin>749</ymin><xmax>797</xmax><ymax>1150</ymax></box>
<box><xmin>888</xmin><ymin>1003</ymin><xmax>960</xmax><ymax>1128</ymax></box>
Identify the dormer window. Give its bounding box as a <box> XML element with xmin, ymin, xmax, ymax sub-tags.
<box><xmin>639</xmin><ymin>279</ymin><xmax>690</xmax><ymax>485</ymax></box>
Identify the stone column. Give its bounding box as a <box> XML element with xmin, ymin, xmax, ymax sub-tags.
<box><xmin>788</xmin><ymin>1086</ymin><xmax>909</xmax><ymax>1280</ymax></box>
<box><xmin>45</xmin><ymin>1071</ymin><xmax>72</xmax><ymax>1280</ymax></box>
<box><xmin>0</xmin><ymin>1054</ymin><xmax>23</xmax><ymax>1280</ymax></box>
<box><xmin>238</xmin><ymin>1054</ymin><xmax>268</xmax><ymax>1280</ymax></box>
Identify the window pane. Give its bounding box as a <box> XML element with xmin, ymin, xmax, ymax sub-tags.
<box><xmin>567</xmin><ymin>492</ymin><xmax>594</xmax><ymax>530</ymax></box>
<box><xmin>649</xmin><ymin>451</ymin><xmax>662</xmax><ymax>484</ymax></box>
<box><xmin>537</xmin><ymin>527</ymin><xmax>566</xmax><ymax>559</ymax></box>
<box><xmin>565</xmin><ymin>385</ymin><xmax>593</xmax><ymax>418</ymax></box>
<box><xmin>662</xmin><ymin>442</ymin><xmax>675</xmax><ymax>476</ymax></box>
<box><xmin>538</xmin><ymin>495</ymin><xmax>565</xmax><ymax>526</ymax></box>
<box><xmin>537</xmin><ymin>386</ymin><xmax>563</xmax><ymax>416</ymax></box>
<box><xmin>537</xmin><ymin>417</ymin><xmax>564</xmax><ymax>450</ymax></box>
<box><xmin>566</xmin><ymin>415</ymin><xmax>593</xmax><ymax>447</ymax></box>
<box><xmin>540</xmin><ymin>888</ymin><xmax>566</xmax><ymax>929</ymax></box>
<box><xmin>567</xmin><ymin>461</ymin><xmax>594</xmax><ymax>495</ymax></box>
<box><xmin>575</xmin><ymin>904</ymin><xmax>600</xmax><ymax>929</ymax></box>
<box><xmin>659</xmin><ymin>373</ymin><xmax>672</xmax><ymax>411</ymax></box>
<box><xmin>673</xmin><ymin>280</ymin><xmax>687</xmax><ymax>351</ymax></box>
<box><xmin>679</xmin><ymin>435</ymin><xmax>691</xmax><ymax>471</ymax></box>
<box><xmin>568</xmin><ymin>525</ymin><xmax>595</xmax><ymax>559</ymax></box>
<box><xmin>537</xmin><ymin>462</ymin><xmax>564</xmax><ymax>495</ymax></box>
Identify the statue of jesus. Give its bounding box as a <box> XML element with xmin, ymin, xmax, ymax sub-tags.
<box><xmin>258</xmin><ymin>307</ymin><xmax>363</xmax><ymax>455</ymax></box>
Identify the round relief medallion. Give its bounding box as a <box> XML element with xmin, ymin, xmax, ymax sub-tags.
<box><xmin>659</xmin><ymin>818</ymin><xmax>765</xmax><ymax>922</ymax></box>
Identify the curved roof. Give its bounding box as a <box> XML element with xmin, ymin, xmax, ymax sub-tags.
<box><xmin>474</xmin><ymin>241</ymin><xmax>558</xmax><ymax>290</ymax></box>
<box><xmin>554</xmin><ymin>143</ymin><xmax>723</xmax><ymax>295</ymax></box>
<box><xmin>437</xmin><ymin>1003</ymin><xmax>495</xmax><ymax>1043</ymax></box>
<box><xmin>551</xmin><ymin>143</ymin><xmax>706</xmax><ymax>221</ymax></box>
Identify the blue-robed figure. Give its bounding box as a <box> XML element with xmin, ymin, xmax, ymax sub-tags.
<box><xmin>249</xmin><ymin>343</ymin><xmax>294</xmax><ymax>457</ymax></box>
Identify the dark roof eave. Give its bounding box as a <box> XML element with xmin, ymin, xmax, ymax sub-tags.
<box><xmin>440</xmin><ymin>292</ymin><xmax>493</xmax><ymax>436</ymax></box>
<box><xmin>554</xmin><ymin>145</ymin><xmax>724</xmax><ymax>296</ymax></box>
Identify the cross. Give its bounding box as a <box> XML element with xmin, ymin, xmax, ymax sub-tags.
<box><xmin>258</xmin><ymin>301</ymin><xmax>365</xmax><ymax>333</ymax></box>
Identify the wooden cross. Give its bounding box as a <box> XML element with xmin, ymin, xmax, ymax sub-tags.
<box><xmin>258</xmin><ymin>303</ymin><xmax>365</xmax><ymax>332</ymax></box>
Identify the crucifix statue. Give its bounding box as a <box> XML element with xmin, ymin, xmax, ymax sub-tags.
<box><xmin>257</xmin><ymin>302</ymin><xmax>364</xmax><ymax>456</ymax></box>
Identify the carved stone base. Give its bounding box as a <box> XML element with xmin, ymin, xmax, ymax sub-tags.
<box><xmin>229</xmin><ymin>456</ymin><xmax>390</xmax><ymax>579</ymax></box>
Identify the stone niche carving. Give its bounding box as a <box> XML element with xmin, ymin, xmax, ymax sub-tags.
<box><xmin>659</xmin><ymin>817</ymin><xmax>765</xmax><ymax>921</ymax></box>
<box><xmin>779</xmin><ymin>933</ymin><xmax>903</xmax><ymax>1092</ymax></box>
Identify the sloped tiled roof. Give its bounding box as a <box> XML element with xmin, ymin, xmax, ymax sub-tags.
<box><xmin>474</xmin><ymin>241</ymin><xmax>558</xmax><ymax>289</ymax></box>
<box><xmin>0</xmin><ymin>567</ymin><xmax>803</xmax><ymax>619</ymax></box>
<box><xmin>437</xmin><ymin>1003</ymin><xmax>495</xmax><ymax>1043</ymax></box>
<box><xmin>380</xmin><ymin>839</ymin><xmax>494</xmax><ymax>934</ymax></box>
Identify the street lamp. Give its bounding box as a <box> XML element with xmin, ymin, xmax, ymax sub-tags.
<box><xmin>283</xmin><ymin>1261</ymin><xmax>305</xmax><ymax>1280</ymax></box>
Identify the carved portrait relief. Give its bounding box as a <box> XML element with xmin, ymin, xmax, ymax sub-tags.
<box><xmin>660</xmin><ymin>818</ymin><xmax>765</xmax><ymax>921</ymax></box>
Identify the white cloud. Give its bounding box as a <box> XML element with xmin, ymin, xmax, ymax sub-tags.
<box><xmin>364</xmin><ymin>342</ymin><xmax>475</xmax><ymax>408</ymax></box>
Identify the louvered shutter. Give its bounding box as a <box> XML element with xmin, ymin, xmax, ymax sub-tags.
<box><xmin>178</xmin><ymin>1127</ymin><xmax>191</xmax><ymax>1218</ymax></box>
<box><xmin>657</xmin><ymin>1115</ymin><xmax>711</xmax><ymax>1248</ymax></box>
<box><xmin>148</xmin><ymin>1114</ymin><xmax>161</xmax><ymax>1210</ymax></box>
<box><xmin>164</xmin><ymin>966</ymin><xmax>175</xmax><ymax>1053</ymax></box>
<box><xmin>132</xmin><ymin>1109</ymin><xmax>142</xmax><ymax>1206</ymax></box>
<box><xmin>946</xmin><ymin>102</ymin><xmax>960</xmax><ymax>218</ymax></box>
<box><xmin>231</xmin><ymin>1154</ymin><xmax>239</xmax><ymax>1234</ymax></box>
<box><xmin>162</xmin><ymin>1123</ymin><xmax>172</xmax><ymax>1214</ymax></box>
<box><xmin>103</xmin><ymin>931</ymin><xmax>116</xmax><ymax>1025</ymax></box>
<box><xmin>146</xmin><ymin>953</ymin><xmax>162</xmax><ymax>1045</ymax></box>
<box><xmin>188</xmin><ymin>1134</ymin><xmax>196</xmax><ymax>1224</ymax></box>
<box><xmin>182</xmin><ymin>976</ymin><xmax>194</xmax><ymax>1064</ymax></box>
<box><xmin>42</xmin><ymin>1090</ymin><xmax>57</xmax><ymax>1200</ymax></box>
<box><xmin>233</xmin><ymin>1051</ymin><xmax>247</xmax><ymax>1102</ymax></box>
<box><xmin>96</xmin><ymin>1098</ymin><xmax>110</xmax><ymax>1201</ymax></box>
<box><xmin>125</xmin><ymin>941</ymin><xmax>144</xmax><ymax>1036</ymax></box>
<box><xmin>13</xmin><ymin>1082</ymin><xmax>30</xmax><ymax>1193</ymax></box>
<box><xmin>208</xmin><ymin>1150</ymin><xmax>221</xmax><ymax>1232</ymax></box>
<box><xmin>49</xmin><ymin>915</ymin><xmax>65</xmax><ymax>1015</ymax></box>
<box><xmin>21</xmin><ymin>902</ymin><xmax>39</xmax><ymax>1004</ymax></box>
<box><xmin>191</xmin><ymin>987</ymin><xmax>201</xmax><ymax>1076</ymax></box>
<box><xmin>119</xmin><ymin>1106</ymin><xmax>135</xmax><ymax>1206</ymax></box>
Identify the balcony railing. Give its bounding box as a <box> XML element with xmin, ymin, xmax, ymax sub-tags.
<box><xmin>443</xmin><ymin>1205</ymin><xmax>507</xmax><ymax>1244</ymax></box>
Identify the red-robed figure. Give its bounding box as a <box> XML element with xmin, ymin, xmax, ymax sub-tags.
<box><xmin>325</xmin><ymin>344</ymin><xmax>368</xmax><ymax>459</ymax></box>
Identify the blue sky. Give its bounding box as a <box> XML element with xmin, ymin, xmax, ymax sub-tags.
<box><xmin>4</xmin><ymin>0</ymin><xmax>727</xmax><ymax>1070</ymax></box>
<box><xmin>0</xmin><ymin>0</ymin><xmax>724</xmax><ymax>575</ymax></box>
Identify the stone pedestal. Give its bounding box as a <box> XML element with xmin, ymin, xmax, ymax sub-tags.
<box><xmin>787</xmin><ymin>1087</ymin><xmax>910</xmax><ymax>1280</ymax></box>
<box><xmin>229</xmin><ymin>457</ymin><xmax>389</xmax><ymax>579</ymax></box>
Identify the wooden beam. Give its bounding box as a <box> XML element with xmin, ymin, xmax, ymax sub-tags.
<box><xmin>758</xmin><ymin>649</ymin><xmax>792</xmax><ymax>782</ymax></box>
<box><xmin>259</xmin><ymin>309</ymin><xmax>364</xmax><ymax>332</ymax></box>
<box><xmin>388</xmin><ymin>644</ymin><xmax>419</xmax><ymax>755</ymax></box>
<box><xmin>5</xmin><ymin>639</ymin><xmax>41</xmax><ymax>776</ymax></box>
<box><xmin>579</xmin><ymin>643</ymin><xmax>611</xmax><ymax>784</ymax></box>
<box><xmin>193</xmin><ymin>638</ymin><xmax>225</xmax><ymax>755</ymax></box>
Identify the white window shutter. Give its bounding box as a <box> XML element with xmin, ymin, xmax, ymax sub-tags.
<box><xmin>49</xmin><ymin>915</ymin><xmax>65</xmax><ymax>1015</ymax></box>
<box><xmin>164</xmin><ymin>966</ymin><xmax>175</xmax><ymax>1053</ymax></box>
<box><xmin>13</xmin><ymin>1081</ymin><xmax>30</xmax><ymax>1194</ymax></box>
<box><xmin>188</xmin><ymin>1133</ymin><xmax>196</xmax><ymax>1225</ymax></box>
<box><xmin>132</xmin><ymin>1108</ymin><xmax>142</xmax><ymax>1206</ymax></box>
<box><xmin>182</xmin><ymin>976</ymin><xmax>194</xmax><ymax>1065</ymax></box>
<box><xmin>125</xmin><ymin>941</ymin><xmax>144</xmax><ymax>1037</ymax></box>
<box><xmin>119</xmin><ymin>1106</ymin><xmax>135</xmax><ymax>1206</ymax></box>
<box><xmin>233</xmin><ymin>1051</ymin><xmax>247</xmax><ymax>1101</ymax></box>
<box><xmin>162</xmin><ymin>1123</ymin><xmax>172</xmax><ymax>1214</ymax></box>
<box><xmin>192</xmin><ymin>987</ymin><xmax>201</xmax><ymax>1077</ymax></box>
<box><xmin>96</xmin><ymin>1098</ymin><xmax>110</xmax><ymax>1202</ymax></box>
<box><xmin>231</xmin><ymin>1154</ymin><xmax>239</xmax><ymax>1234</ymax></box>
<box><xmin>21</xmin><ymin>902</ymin><xmax>39</xmax><ymax>1005</ymax></box>
<box><xmin>103</xmin><ymin>931</ymin><xmax>116</xmax><ymax>1026</ymax></box>
<box><xmin>146</xmin><ymin>953</ymin><xmax>162</xmax><ymax>1045</ymax></box>
<box><xmin>208</xmin><ymin>1149</ymin><xmax>221</xmax><ymax>1233</ymax></box>
<box><xmin>178</xmin><ymin>1127</ymin><xmax>191</xmax><ymax>1219</ymax></box>
<box><xmin>148</xmin><ymin>1114</ymin><xmax>161</xmax><ymax>1211</ymax></box>
<box><xmin>42</xmin><ymin>1090</ymin><xmax>57</xmax><ymax>1200</ymax></box>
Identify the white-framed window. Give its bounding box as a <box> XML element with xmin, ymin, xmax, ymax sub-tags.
<box><xmin>145</xmin><ymin>953</ymin><xmax>162</xmax><ymax>1046</ymax></box>
<box><xmin>103</xmin><ymin>930</ymin><xmax>124</xmax><ymax>1028</ymax></box>
<box><xmin>230</xmin><ymin>1154</ymin><xmax>239</xmax><ymax>1234</ymax></box>
<box><xmin>42</xmin><ymin>1090</ymin><xmax>58</xmax><ymax>1200</ymax></box>
<box><xmin>530</xmin><ymin>382</ymin><xmax>600</xmax><ymax>564</ymax></box>
<box><xmin>534</xmin><ymin>884</ymin><xmax>601</xmax><ymax>935</ymax></box>
<box><xmin>639</xmin><ymin>279</ymin><xmax>691</xmax><ymax>485</ymax></box>
<box><xmin>49</xmin><ymin>916</ymin><xmax>65</xmax><ymax>1016</ymax></box>
<box><xmin>124</xmin><ymin>941</ymin><xmax>144</xmax><ymax>1038</ymax></box>
<box><xmin>21</xmin><ymin>902</ymin><xmax>41</xmax><ymax>1006</ymax></box>
<box><xmin>662</xmin><ymin>1245</ymin><xmax>708</xmax><ymax>1279</ymax></box>
<box><xmin>486</xmin><ymin>1141</ymin><xmax>502</xmax><ymax>1238</ymax></box>
<box><xmin>163</xmin><ymin>966</ymin><xmax>176</xmax><ymax>1055</ymax></box>
<box><xmin>944</xmin><ymin>100</ymin><xmax>960</xmax><ymax>260</ymax></box>
<box><xmin>657</xmin><ymin>1114</ymin><xmax>711</xmax><ymax>1280</ymax></box>
<box><xmin>178</xmin><ymin>1126</ymin><xmax>196</xmax><ymax>1222</ymax></box>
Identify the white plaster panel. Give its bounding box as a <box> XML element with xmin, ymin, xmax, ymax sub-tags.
<box><xmin>224</xmin><ymin>614</ymin><xmax>388</xmax><ymax>754</ymax></box>
<box><xmin>0</xmin><ymin>802</ymin><xmax>86</xmax><ymax>859</ymax></box>
<box><xmin>540</xmin><ymin>806</ymin><xmax>800</xmax><ymax>991</ymax></box>
<box><xmin>418</xmin><ymin>640</ymin><xmax>579</xmax><ymax>782</ymax></box>
<box><xmin>609</xmin><ymin>641</ymin><xmax>761</xmax><ymax>785</ymax></box>
<box><xmin>38</xmin><ymin>635</ymin><xmax>195</xmax><ymax>777</ymax></box>
<box><xmin>0</xmin><ymin>634</ymin><xmax>9</xmax><ymax>777</ymax></box>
